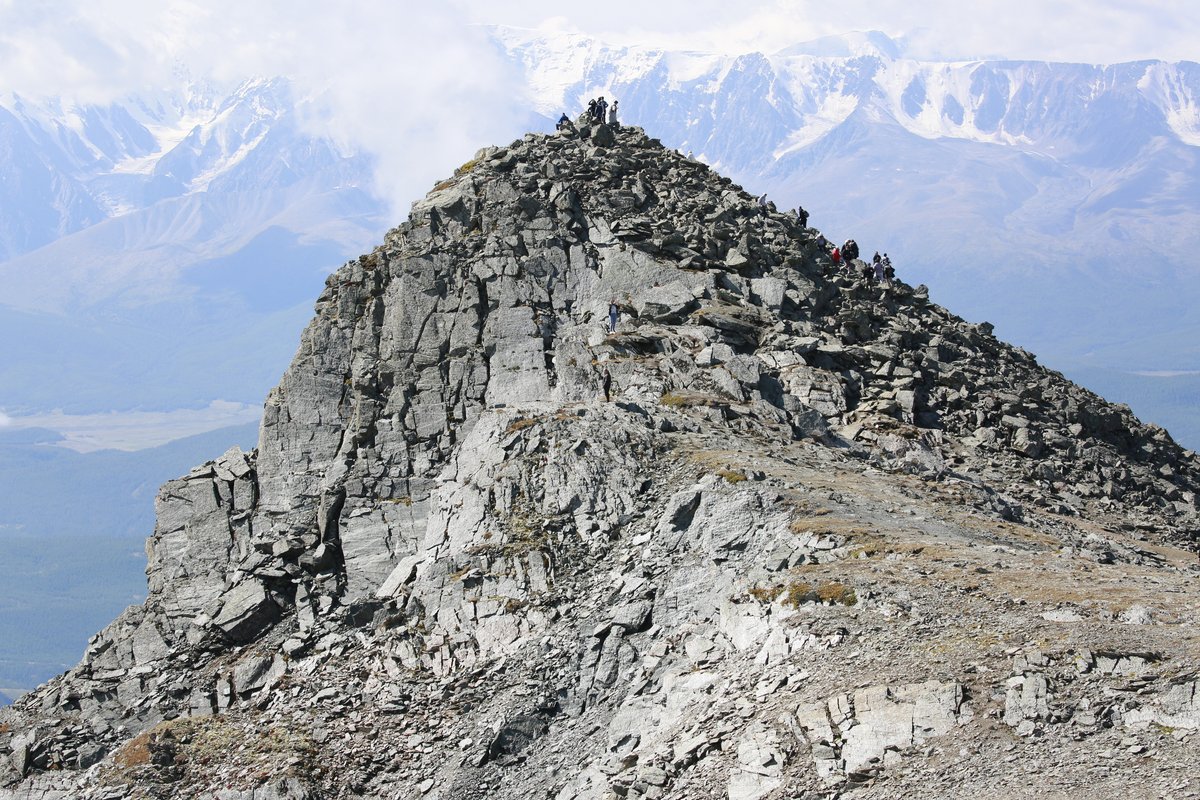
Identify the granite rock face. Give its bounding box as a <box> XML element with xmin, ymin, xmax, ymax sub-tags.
<box><xmin>3</xmin><ymin>125</ymin><xmax>1200</xmax><ymax>799</ymax></box>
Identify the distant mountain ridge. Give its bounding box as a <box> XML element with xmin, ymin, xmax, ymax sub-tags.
<box><xmin>0</xmin><ymin>78</ymin><xmax>381</xmax><ymax>310</ymax></box>
<box><xmin>0</xmin><ymin>77</ymin><xmax>387</xmax><ymax>421</ymax></box>
<box><xmin>497</xmin><ymin>28</ymin><xmax>1200</xmax><ymax>157</ymax></box>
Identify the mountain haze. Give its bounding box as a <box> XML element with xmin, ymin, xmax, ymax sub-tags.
<box><xmin>0</xmin><ymin>77</ymin><xmax>386</xmax><ymax>418</ymax></box>
<box><xmin>2</xmin><ymin>33</ymin><xmax>1198</xmax><ymax>439</ymax></box>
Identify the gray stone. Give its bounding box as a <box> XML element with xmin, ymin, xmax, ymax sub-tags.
<box><xmin>611</xmin><ymin>600</ymin><xmax>653</xmax><ymax>633</ymax></box>
<box><xmin>212</xmin><ymin>582</ymin><xmax>278</xmax><ymax>643</ymax></box>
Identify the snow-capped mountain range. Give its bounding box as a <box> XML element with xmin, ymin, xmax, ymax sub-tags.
<box><xmin>0</xmin><ymin>77</ymin><xmax>379</xmax><ymax>309</ymax></box>
<box><xmin>0</xmin><ymin>77</ymin><xmax>386</xmax><ymax>422</ymax></box>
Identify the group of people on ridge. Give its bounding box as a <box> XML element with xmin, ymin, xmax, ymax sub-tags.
<box><xmin>556</xmin><ymin>96</ymin><xmax>620</xmax><ymax>132</ymax></box>
<box><xmin>828</xmin><ymin>238</ymin><xmax>893</xmax><ymax>286</ymax></box>
<box><xmin>587</xmin><ymin>96</ymin><xmax>617</xmax><ymax>125</ymax></box>
<box><xmin>757</xmin><ymin>195</ymin><xmax>810</xmax><ymax>232</ymax></box>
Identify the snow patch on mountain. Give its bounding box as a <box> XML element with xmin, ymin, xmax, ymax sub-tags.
<box><xmin>775</xmin><ymin>29</ymin><xmax>902</xmax><ymax>60</ymax></box>
<box><xmin>1139</xmin><ymin>62</ymin><xmax>1200</xmax><ymax>146</ymax></box>
<box><xmin>492</xmin><ymin>26</ymin><xmax>623</xmax><ymax>116</ymax></box>
<box><xmin>773</xmin><ymin>91</ymin><xmax>858</xmax><ymax>156</ymax></box>
<box><xmin>111</xmin><ymin>111</ymin><xmax>209</xmax><ymax>177</ymax></box>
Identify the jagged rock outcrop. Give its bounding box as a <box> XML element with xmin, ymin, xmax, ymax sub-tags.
<box><xmin>3</xmin><ymin>123</ymin><xmax>1199</xmax><ymax>799</ymax></box>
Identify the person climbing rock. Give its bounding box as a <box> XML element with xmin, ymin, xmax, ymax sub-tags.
<box><xmin>608</xmin><ymin>301</ymin><xmax>619</xmax><ymax>333</ymax></box>
<box><xmin>587</xmin><ymin>99</ymin><xmax>597</xmax><ymax>121</ymax></box>
<box><xmin>796</xmin><ymin>206</ymin><xmax>809</xmax><ymax>228</ymax></box>
<box><xmin>831</xmin><ymin>246</ymin><xmax>842</xmax><ymax>271</ymax></box>
<box><xmin>883</xmin><ymin>253</ymin><xmax>895</xmax><ymax>284</ymax></box>
<box><xmin>596</xmin><ymin>96</ymin><xmax>608</xmax><ymax>124</ymax></box>
<box><xmin>602</xmin><ymin>369</ymin><xmax>612</xmax><ymax>402</ymax></box>
<box><xmin>608</xmin><ymin>99</ymin><xmax>619</xmax><ymax>127</ymax></box>
<box><xmin>556</xmin><ymin>112</ymin><xmax>571</xmax><ymax>132</ymax></box>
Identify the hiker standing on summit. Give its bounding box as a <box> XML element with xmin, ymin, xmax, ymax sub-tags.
<box><xmin>608</xmin><ymin>301</ymin><xmax>619</xmax><ymax>333</ymax></box>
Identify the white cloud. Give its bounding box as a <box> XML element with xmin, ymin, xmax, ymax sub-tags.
<box><xmin>462</xmin><ymin>0</ymin><xmax>1200</xmax><ymax>64</ymax></box>
<box><xmin>0</xmin><ymin>1</ymin><xmax>531</xmax><ymax>215</ymax></box>
<box><xmin>0</xmin><ymin>410</ymin><xmax>10</xmax><ymax>427</ymax></box>
<box><xmin>0</xmin><ymin>0</ymin><xmax>1196</xmax><ymax>213</ymax></box>
<box><xmin>4</xmin><ymin>2</ymin><xmax>1195</xmax><ymax>103</ymax></box>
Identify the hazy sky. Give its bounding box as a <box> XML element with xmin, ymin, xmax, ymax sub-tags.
<box><xmin>466</xmin><ymin>0</ymin><xmax>1199</xmax><ymax>63</ymax></box>
<box><xmin>0</xmin><ymin>0</ymin><xmax>1195</xmax><ymax>215</ymax></box>
<box><xmin>1</xmin><ymin>0</ymin><xmax>1195</xmax><ymax>103</ymax></box>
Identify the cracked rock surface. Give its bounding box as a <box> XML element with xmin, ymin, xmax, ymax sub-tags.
<box><xmin>3</xmin><ymin>124</ymin><xmax>1199</xmax><ymax>799</ymax></box>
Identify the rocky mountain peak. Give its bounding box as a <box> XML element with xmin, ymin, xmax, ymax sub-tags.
<box><xmin>3</xmin><ymin>122</ymin><xmax>1199</xmax><ymax>799</ymax></box>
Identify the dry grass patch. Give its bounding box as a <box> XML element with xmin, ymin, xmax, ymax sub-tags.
<box><xmin>988</xmin><ymin>568</ymin><xmax>1177</xmax><ymax>609</ymax></box>
<box><xmin>747</xmin><ymin>586</ymin><xmax>780</xmax><ymax>604</ymax></box>
<box><xmin>112</xmin><ymin>729</ymin><xmax>155</xmax><ymax>769</ymax></box>
<box><xmin>505</xmin><ymin>415</ymin><xmax>543</xmax><ymax>435</ymax></box>
<box><xmin>106</xmin><ymin>714</ymin><xmax>319</xmax><ymax>786</ymax></box>
<box><xmin>816</xmin><ymin>582</ymin><xmax>858</xmax><ymax>605</ymax></box>
<box><xmin>661</xmin><ymin>391</ymin><xmax>723</xmax><ymax>408</ymax></box>
<box><xmin>383</xmin><ymin>496</ymin><xmax>415</xmax><ymax>506</ymax></box>
<box><xmin>780</xmin><ymin>580</ymin><xmax>857</xmax><ymax>607</ymax></box>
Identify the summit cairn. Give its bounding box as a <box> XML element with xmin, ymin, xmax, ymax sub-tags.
<box><xmin>3</xmin><ymin>125</ymin><xmax>1199</xmax><ymax>799</ymax></box>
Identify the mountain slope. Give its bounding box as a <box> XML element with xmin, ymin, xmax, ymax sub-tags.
<box><xmin>2</xmin><ymin>123</ymin><xmax>1198</xmax><ymax>799</ymax></box>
